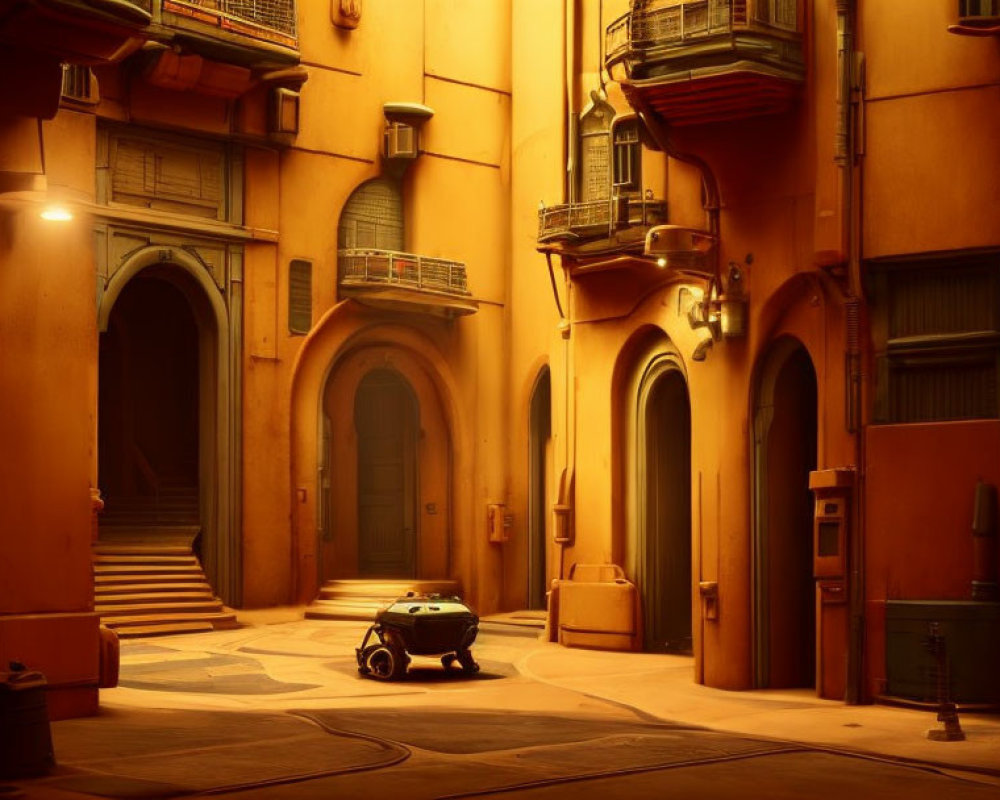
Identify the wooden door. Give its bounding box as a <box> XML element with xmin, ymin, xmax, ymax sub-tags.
<box><xmin>355</xmin><ymin>370</ymin><xmax>417</xmax><ymax>577</ymax></box>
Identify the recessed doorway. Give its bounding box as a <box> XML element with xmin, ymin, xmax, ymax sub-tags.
<box><xmin>753</xmin><ymin>339</ymin><xmax>818</xmax><ymax>689</ymax></box>
<box><xmin>355</xmin><ymin>368</ymin><xmax>419</xmax><ymax>578</ymax></box>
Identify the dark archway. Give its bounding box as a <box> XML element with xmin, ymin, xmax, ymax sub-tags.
<box><xmin>528</xmin><ymin>367</ymin><xmax>552</xmax><ymax>610</ymax></box>
<box><xmin>640</xmin><ymin>366</ymin><xmax>692</xmax><ymax>653</ymax></box>
<box><xmin>753</xmin><ymin>339</ymin><xmax>818</xmax><ymax>688</ymax></box>
<box><xmin>99</xmin><ymin>272</ymin><xmax>201</xmax><ymax>543</ymax></box>
<box><xmin>354</xmin><ymin>368</ymin><xmax>419</xmax><ymax>578</ymax></box>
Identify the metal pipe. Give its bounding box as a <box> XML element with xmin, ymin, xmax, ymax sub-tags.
<box><xmin>837</xmin><ymin>0</ymin><xmax>865</xmax><ymax>706</ymax></box>
<box><xmin>634</xmin><ymin>102</ymin><xmax>721</xmax><ymax>289</ymax></box>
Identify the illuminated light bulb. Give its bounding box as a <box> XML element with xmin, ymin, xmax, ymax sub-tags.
<box><xmin>40</xmin><ymin>205</ymin><xmax>73</xmax><ymax>222</ymax></box>
<box><xmin>656</xmin><ymin>257</ymin><xmax>667</xmax><ymax>268</ymax></box>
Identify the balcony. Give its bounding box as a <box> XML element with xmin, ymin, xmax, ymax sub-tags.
<box><xmin>605</xmin><ymin>0</ymin><xmax>804</xmax><ymax>126</ymax></box>
<box><xmin>155</xmin><ymin>0</ymin><xmax>299</xmax><ymax>65</ymax></box>
<box><xmin>537</xmin><ymin>195</ymin><xmax>667</xmax><ymax>256</ymax></box>
<box><xmin>338</xmin><ymin>250</ymin><xmax>478</xmax><ymax>318</ymax></box>
<box><xmin>0</xmin><ymin>0</ymin><xmax>152</xmax><ymax>116</ymax></box>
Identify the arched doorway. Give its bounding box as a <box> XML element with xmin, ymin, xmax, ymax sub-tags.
<box><xmin>625</xmin><ymin>352</ymin><xmax>692</xmax><ymax>653</ymax></box>
<box><xmin>528</xmin><ymin>367</ymin><xmax>552</xmax><ymax>610</ymax></box>
<box><xmin>354</xmin><ymin>369</ymin><xmax>419</xmax><ymax>578</ymax></box>
<box><xmin>97</xmin><ymin>244</ymin><xmax>240</xmax><ymax>605</ymax></box>
<box><xmin>637</xmin><ymin>361</ymin><xmax>692</xmax><ymax>653</ymax></box>
<box><xmin>753</xmin><ymin>339</ymin><xmax>818</xmax><ymax>688</ymax></box>
<box><xmin>99</xmin><ymin>273</ymin><xmax>200</xmax><ymax>535</ymax></box>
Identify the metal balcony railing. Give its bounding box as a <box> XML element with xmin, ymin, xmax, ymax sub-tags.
<box><xmin>339</xmin><ymin>249</ymin><xmax>470</xmax><ymax>296</ymax></box>
<box><xmin>163</xmin><ymin>0</ymin><xmax>297</xmax><ymax>44</ymax></box>
<box><xmin>606</xmin><ymin>0</ymin><xmax>798</xmax><ymax>64</ymax></box>
<box><xmin>537</xmin><ymin>196</ymin><xmax>668</xmax><ymax>244</ymax></box>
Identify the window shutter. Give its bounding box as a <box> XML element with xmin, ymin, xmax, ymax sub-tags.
<box><xmin>288</xmin><ymin>259</ymin><xmax>312</xmax><ymax>335</ymax></box>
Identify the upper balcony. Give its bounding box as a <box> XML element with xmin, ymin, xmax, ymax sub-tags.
<box><xmin>339</xmin><ymin>249</ymin><xmax>478</xmax><ymax>319</ymax></box>
<box><xmin>0</xmin><ymin>0</ymin><xmax>152</xmax><ymax>116</ymax></box>
<box><xmin>154</xmin><ymin>0</ymin><xmax>299</xmax><ymax>65</ymax></box>
<box><xmin>605</xmin><ymin>0</ymin><xmax>804</xmax><ymax>126</ymax></box>
<box><xmin>538</xmin><ymin>194</ymin><xmax>667</xmax><ymax>257</ymax></box>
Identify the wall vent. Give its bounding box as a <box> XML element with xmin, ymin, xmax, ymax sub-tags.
<box><xmin>61</xmin><ymin>64</ymin><xmax>98</xmax><ymax>105</ymax></box>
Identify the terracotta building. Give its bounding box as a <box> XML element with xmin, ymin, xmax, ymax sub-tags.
<box><xmin>1</xmin><ymin>0</ymin><xmax>998</xmax><ymax>720</ymax></box>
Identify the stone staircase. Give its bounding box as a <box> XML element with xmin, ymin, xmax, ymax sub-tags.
<box><xmin>95</xmin><ymin>485</ymin><xmax>237</xmax><ymax>637</ymax></box>
<box><xmin>305</xmin><ymin>579</ymin><xmax>463</xmax><ymax>621</ymax></box>
<box><xmin>93</xmin><ymin>541</ymin><xmax>238</xmax><ymax>637</ymax></box>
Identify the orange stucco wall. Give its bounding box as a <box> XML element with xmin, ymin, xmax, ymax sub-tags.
<box><xmin>0</xmin><ymin>115</ymin><xmax>101</xmax><ymax>718</ymax></box>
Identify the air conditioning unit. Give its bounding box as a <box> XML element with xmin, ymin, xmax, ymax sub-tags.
<box><xmin>959</xmin><ymin>0</ymin><xmax>1000</xmax><ymax>23</ymax></box>
<box><xmin>269</xmin><ymin>87</ymin><xmax>300</xmax><ymax>143</ymax></box>
<box><xmin>383</xmin><ymin>122</ymin><xmax>418</xmax><ymax>160</ymax></box>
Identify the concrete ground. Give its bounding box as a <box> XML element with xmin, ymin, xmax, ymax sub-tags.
<box><xmin>6</xmin><ymin>609</ymin><xmax>1000</xmax><ymax>799</ymax></box>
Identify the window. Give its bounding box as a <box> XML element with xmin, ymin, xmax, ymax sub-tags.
<box><xmin>574</xmin><ymin>98</ymin><xmax>614</xmax><ymax>203</ymax></box>
<box><xmin>612</xmin><ymin>119</ymin><xmax>641</xmax><ymax>193</ymax></box>
<box><xmin>872</xmin><ymin>257</ymin><xmax>1000</xmax><ymax>423</ymax></box>
<box><xmin>288</xmin><ymin>259</ymin><xmax>312</xmax><ymax>335</ymax></box>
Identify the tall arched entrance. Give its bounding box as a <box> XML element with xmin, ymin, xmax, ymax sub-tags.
<box><xmin>624</xmin><ymin>342</ymin><xmax>693</xmax><ymax>655</ymax></box>
<box><xmin>99</xmin><ymin>273</ymin><xmax>200</xmax><ymax>532</ymax></box>
<box><xmin>752</xmin><ymin>338</ymin><xmax>818</xmax><ymax>688</ymax></box>
<box><xmin>354</xmin><ymin>369</ymin><xmax>419</xmax><ymax>578</ymax></box>
<box><xmin>528</xmin><ymin>367</ymin><xmax>552</xmax><ymax>610</ymax></box>
<box><xmin>317</xmin><ymin>345</ymin><xmax>453</xmax><ymax>588</ymax></box>
<box><xmin>97</xmin><ymin>244</ymin><xmax>241</xmax><ymax>609</ymax></box>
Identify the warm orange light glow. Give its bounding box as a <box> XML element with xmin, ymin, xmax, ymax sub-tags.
<box><xmin>656</xmin><ymin>257</ymin><xmax>667</xmax><ymax>268</ymax></box>
<box><xmin>40</xmin><ymin>205</ymin><xmax>73</xmax><ymax>222</ymax></box>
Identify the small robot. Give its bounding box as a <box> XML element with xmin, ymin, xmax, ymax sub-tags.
<box><xmin>356</xmin><ymin>594</ymin><xmax>479</xmax><ymax>681</ymax></box>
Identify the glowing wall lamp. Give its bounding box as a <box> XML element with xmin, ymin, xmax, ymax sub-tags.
<box><xmin>0</xmin><ymin>120</ymin><xmax>73</xmax><ymax>221</ymax></box>
<box><xmin>644</xmin><ymin>224</ymin><xmax>716</xmax><ymax>276</ymax></box>
<box><xmin>40</xmin><ymin>204</ymin><xmax>73</xmax><ymax>222</ymax></box>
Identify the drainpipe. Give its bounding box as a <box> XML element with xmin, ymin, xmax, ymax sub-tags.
<box><xmin>634</xmin><ymin>101</ymin><xmax>722</xmax><ymax>290</ymax></box>
<box><xmin>836</xmin><ymin>0</ymin><xmax>865</xmax><ymax>705</ymax></box>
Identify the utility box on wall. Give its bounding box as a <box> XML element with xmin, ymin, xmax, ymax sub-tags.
<box><xmin>885</xmin><ymin>600</ymin><xmax>1000</xmax><ymax>706</ymax></box>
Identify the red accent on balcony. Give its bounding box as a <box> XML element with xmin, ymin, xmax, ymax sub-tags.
<box><xmin>623</xmin><ymin>69</ymin><xmax>800</xmax><ymax>127</ymax></box>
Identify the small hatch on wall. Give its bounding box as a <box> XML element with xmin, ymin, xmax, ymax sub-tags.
<box><xmin>382</xmin><ymin>102</ymin><xmax>434</xmax><ymax>168</ymax></box>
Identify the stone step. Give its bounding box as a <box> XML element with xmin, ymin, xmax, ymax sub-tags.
<box><xmin>98</xmin><ymin>601</ymin><xmax>225</xmax><ymax>617</ymax></box>
<box><xmin>103</xmin><ymin>610</ymin><xmax>239</xmax><ymax>629</ymax></box>
<box><xmin>95</xmin><ymin>581</ymin><xmax>212</xmax><ymax>594</ymax></box>
<box><xmin>94</xmin><ymin>564</ymin><xmax>205</xmax><ymax>576</ymax></box>
<box><xmin>94</xmin><ymin>572</ymin><xmax>208</xmax><ymax>591</ymax></box>
<box><xmin>93</xmin><ymin>554</ymin><xmax>199</xmax><ymax>566</ymax></box>
<box><xmin>93</xmin><ymin>543</ymin><xmax>194</xmax><ymax>556</ymax></box>
<box><xmin>114</xmin><ymin>621</ymin><xmax>216</xmax><ymax>638</ymax></box>
<box><xmin>95</xmin><ymin>591</ymin><xmax>216</xmax><ymax>605</ymax></box>
<box><xmin>305</xmin><ymin>578</ymin><xmax>463</xmax><ymax>621</ymax></box>
<box><xmin>304</xmin><ymin>599</ymin><xmax>392</xmax><ymax>621</ymax></box>
<box><xmin>314</xmin><ymin>578</ymin><xmax>461</xmax><ymax>601</ymax></box>
<box><xmin>96</xmin><ymin>526</ymin><xmax>200</xmax><ymax>547</ymax></box>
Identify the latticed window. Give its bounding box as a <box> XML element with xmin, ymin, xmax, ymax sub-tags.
<box><xmin>574</xmin><ymin>99</ymin><xmax>614</xmax><ymax>204</ymax></box>
<box><xmin>872</xmin><ymin>257</ymin><xmax>1000</xmax><ymax>423</ymax></box>
<box><xmin>612</xmin><ymin>119</ymin><xmax>641</xmax><ymax>194</ymax></box>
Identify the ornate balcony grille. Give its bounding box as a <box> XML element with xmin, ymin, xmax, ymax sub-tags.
<box><xmin>339</xmin><ymin>250</ymin><xmax>470</xmax><ymax>296</ymax></box>
<box><xmin>538</xmin><ymin>196</ymin><xmax>667</xmax><ymax>243</ymax></box>
<box><xmin>164</xmin><ymin>0</ymin><xmax>297</xmax><ymax>44</ymax></box>
<box><xmin>607</xmin><ymin>0</ymin><xmax>798</xmax><ymax>64</ymax></box>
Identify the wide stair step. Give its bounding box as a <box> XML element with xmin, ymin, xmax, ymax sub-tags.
<box><xmin>94</xmin><ymin>539</ymin><xmax>237</xmax><ymax>637</ymax></box>
<box><xmin>305</xmin><ymin>579</ymin><xmax>462</xmax><ymax>621</ymax></box>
